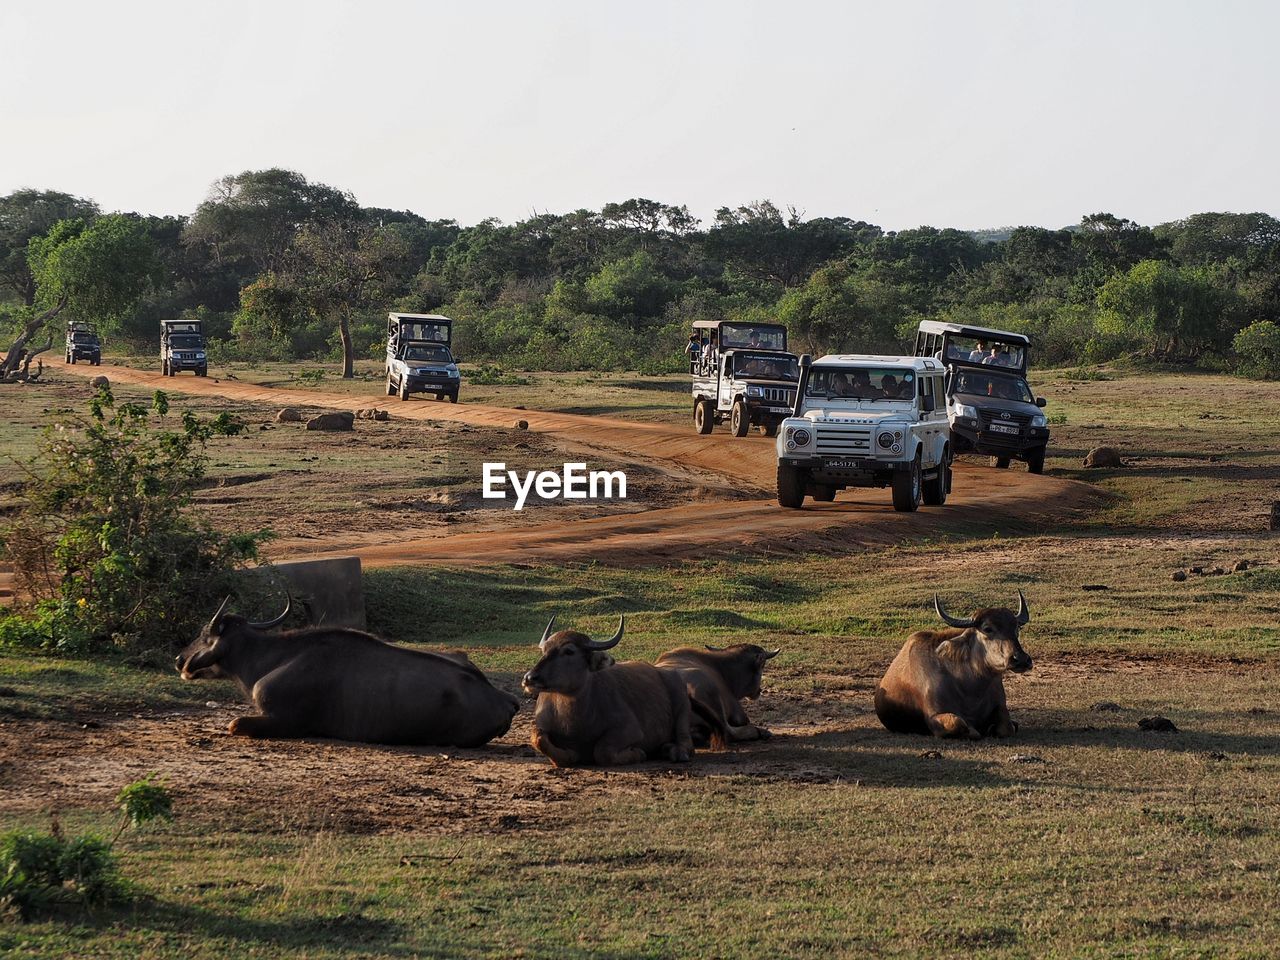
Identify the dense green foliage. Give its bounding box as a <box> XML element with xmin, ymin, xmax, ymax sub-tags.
<box><xmin>1</xmin><ymin>178</ymin><xmax>1277</xmax><ymax>373</ymax></box>
<box><xmin>0</xmin><ymin>777</ymin><xmax>173</xmax><ymax>919</ymax></box>
<box><xmin>0</xmin><ymin>389</ymin><xmax>266</xmax><ymax>656</ymax></box>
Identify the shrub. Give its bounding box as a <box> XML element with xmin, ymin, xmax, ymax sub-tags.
<box><xmin>0</xmin><ymin>388</ymin><xmax>270</xmax><ymax>657</ymax></box>
<box><xmin>1233</xmin><ymin>320</ymin><xmax>1280</xmax><ymax>378</ymax></box>
<box><xmin>465</xmin><ymin>364</ymin><xmax>529</xmax><ymax>386</ymax></box>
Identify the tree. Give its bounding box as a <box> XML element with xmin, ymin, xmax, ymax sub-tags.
<box><xmin>1</xmin><ymin>215</ymin><xmax>155</xmax><ymax>381</ymax></box>
<box><xmin>706</xmin><ymin>202</ymin><xmax>880</xmax><ymax>288</ymax></box>
<box><xmin>240</xmin><ymin>222</ymin><xmax>410</xmax><ymax>377</ymax></box>
<box><xmin>1096</xmin><ymin>259</ymin><xmax>1236</xmax><ymax>357</ymax></box>
<box><xmin>0</xmin><ymin>189</ymin><xmax>99</xmax><ymax>305</ymax></box>
<box><xmin>183</xmin><ymin>169</ymin><xmax>359</xmax><ymax>276</ymax></box>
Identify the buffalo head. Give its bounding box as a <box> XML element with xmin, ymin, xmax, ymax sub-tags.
<box><xmin>934</xmin><ymin>591</ymin><xmax>1033</xmax><ymax>674</ymax></box>
<box><xmin>702</xmin><ymin>643</ymin><xmax>781</xmax><ymax>699</ymax></box>
<box><xmin>521</xmin><ymin>615</ymin><xmax>625</xmax><ymax>695</ymax></box>
<box><xmin>175</xmin><ymin>595</ymin><xmax>292</xmax><ymax>680</ymax></box>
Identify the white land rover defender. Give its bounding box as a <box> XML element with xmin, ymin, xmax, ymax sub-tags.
<box><xmin>385</xmin><ymin>313</ymin><xmax>460</xmax><ymax>402</ymax></box>
<box><xmin>775</xmin><ymin>354</ymin><xmax>951</xmax><ymax>512</ymax></box>
<box><xmin>690</xmin><ymin>320</ymin><xmax>799</xmax><ymax>437</ymax></box>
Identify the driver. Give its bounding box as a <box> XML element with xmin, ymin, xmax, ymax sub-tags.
<box><xmin>880</xmin><ymin>374</ymin><xmax>898</xmax><ymax>398</ymax></box>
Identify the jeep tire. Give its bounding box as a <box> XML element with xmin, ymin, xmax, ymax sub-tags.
<box><xmin>399</xmin><ymin>378</ymin><xmax>410</xmax><ymax>401</ymax></box>
<box><xmin>1026</xmin><ymin>446</ymin><xmax>1046</xmax><ymax>475</ymax></box>
<box><xmin>993</xmin><ymin>456</ymin><xmax>1011</xmax><ymax>469</ymax></box>
<box><xmin>923</xmin><ymin>453</ymin><xmax>949</xmax><ymax>506</ymax></box>
<box><xmin>730</xmin><ymin>400</ymin><xmax>749</xmax><ymax>437</ymax></box>
<box><xmin>760</xmin><ymin>421</ymin><xmax>778</xmax><ymax>437</ymax></box>
<box><xmin>386</xmin><ymin>372</ymin><xmax>396</xmax><ymax>397</ymax></box>
<box><xmin>448</xmin><ymin>391</ymin><xmax>459</xmax><ymax>404</ymax></box>
<box><xmin>694</xmin><ymin>398</ymin><xmax>713</xmax><ymax>435</ymax></box>
<box><xmin>812</xmin><ymin>484</ymin><xmax>837</xmax><ymax>502</ymax></box>
<box><xmin>892</xmin><ymin>454</ymin><xmax>922</xmax><ymax>512</ymax></box>
<box><xmin>777</xmin><ymin>462</ymin><xmax>807</xmax><ymax>509</ymax></box>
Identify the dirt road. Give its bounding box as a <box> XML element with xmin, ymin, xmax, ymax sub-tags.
<box><xmin>43</xmin><ymin>360</ymin><xmax>1099</xmax><ymax>567</ymax></box>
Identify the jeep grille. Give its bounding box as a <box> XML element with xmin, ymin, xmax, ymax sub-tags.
<box><xmin>760</xmin><ymin>386</ymin><xmax>795</xmax><ymax>405</ymax></box>
<box><xmin>980</xmin><ymin>411</ymin><xmax>1031</xmax><ymax>430</ymax></box>
<box><xmin>814</xmin><ymin>424</ymin><xmax>873</xmax><ymax>455</ymax></box>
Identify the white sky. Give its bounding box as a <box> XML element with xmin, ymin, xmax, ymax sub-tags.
<box><xmin>2</xmin><ymin>0</ymin><xmax>1276</xmax><ymax>231</ymax></box>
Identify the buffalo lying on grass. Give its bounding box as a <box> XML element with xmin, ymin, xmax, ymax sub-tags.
<box><xmin>656</xmin><ymin>644</ymin><xmax>779</xmax><ymax>747</ymax></box>
<box><xmin>522</xmin><ymin>615</ymin><xmax>696</xmax><ymax>767</ymax></box>
<box><xmin>874</xmin><ymin>593</ymin><xmax>1033</xmax><ymax>739</ymax></box>
<box><xmin>176</xmin><ymin>598</ymin><xmax>520</xmax><ymax>747</ymax></box>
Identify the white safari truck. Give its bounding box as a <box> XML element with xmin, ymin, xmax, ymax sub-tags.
<box><xmin>690</xmin><ymin>320</ymin><xmax>799</xmax><ymax>436</ymax></box>
<box><xmin>385</xmin><ymin>313</ymin><xmax>460</xmax><ymax>402</ymax></box>
<box><xmin>775</xmin><ymin>354</ymin><xmax>951</xmax><ymax>512</ymax></box>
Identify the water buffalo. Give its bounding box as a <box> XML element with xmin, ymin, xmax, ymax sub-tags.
<box><xmin>522</xmin><ymin>615</ymin><xmax>694</xmax><ymax>767</ymax></box>
<box><xmin>874</xmin><ymin>593</ymin><xmax>1033</xmax><ymax>739</ymax></box>
<box><xmin>655</xmin><ymin>644</ymin><xmax>780</xmax><ymax>747</ymax></box>
<box><xmin>176</xmin><ymin>597</ymin><xmax>520</xmax><ymax>747</ymax></box>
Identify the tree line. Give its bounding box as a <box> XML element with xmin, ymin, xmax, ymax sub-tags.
<box><xmin>2</xmin><ymin>171</ymin><xmax>1279</xmax><ymax>379</ymax></box>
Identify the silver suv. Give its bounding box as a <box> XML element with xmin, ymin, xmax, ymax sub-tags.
<box><xmin>775</xmin><ymin>354</ymin><xmax>951</xmax><ymax>512</ymax></box>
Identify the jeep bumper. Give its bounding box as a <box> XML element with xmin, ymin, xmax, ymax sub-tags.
<box><xmin>405</xmin><ymin>374</ymin><xmax>459</xmax><ymax>395</ymax></box>
<box><xmin>779</xmin><ymin>454</ymin><xmax>913</xmax><ymax>487</ymax></box>
<box><xmin>951</xmin><ymin>418</ymin><xmax>1049</xmax><ymax>456</ymax></box>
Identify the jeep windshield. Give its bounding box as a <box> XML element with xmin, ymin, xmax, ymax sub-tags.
<box><xmin>952</xmin><ymin>369</ymin><xmax>1034</xmax><ymax>403</ymax></box>
<box><xmin>806</xmin><ymin>367</ymin><xmax>916</xmax><ymax>401</ymax></box>
<box><xmin>170</xmin><ymin>335</ymin><xmax>203</xmax><ymax>349</ymax></box>
<box><xmin>732</xmin><ymin>352</ymin><xmax>798</xmax><ymax>380</ymax></box>
<box><xmin>403</xmin><ymin>344</ymin><xmax>452</xmax><ymax>363</ymax></box>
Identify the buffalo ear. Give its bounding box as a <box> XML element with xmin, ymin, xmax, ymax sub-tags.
<box><xmin>588</xmin><ymin>652</ymin><xmax>616</xmax><ymax>672</ymax></box>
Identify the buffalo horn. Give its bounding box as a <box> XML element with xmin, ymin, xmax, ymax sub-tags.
<box><xmin>764</xmin><ymin>648</ymin><xmax>781</xmax><ymax>659</ymax></box>
<box><xmin>1015</xmin><ymin>590</ymin><xmax>1030</xmax><ymax>626</ymax></box>
<box><xmin>538</xmin><ymin>616</ymin><xmax>557</xmax><ymax>650</ymax></box>
<box><xmin>704</xmin><ymin>644</ymin><xmax>725</xmax><ymax>652</ymax></box>
<box><xmin>587</xmin><ymin>615</ymin><xmax>625</xmax><ymax>651</ymax></box>
<box><xmin>208</xmin><ymin>595</ymin><xmax>232</xmax><ymax>631</ymax></box>
<box><xmin>249</xmin><ymin>593</ymin><xmax>292</xmax><ymax>631</ymax></box>
<box><xmin>934</xmin><ymin>594</ymin><xmax>976</xmax><ymax>629</ymax></box>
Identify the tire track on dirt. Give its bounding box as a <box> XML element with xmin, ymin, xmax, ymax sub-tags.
<box><xmin>48</xmin><ymin>360</ymin><xmax>1101</xmax><ymax>568</ymax></box>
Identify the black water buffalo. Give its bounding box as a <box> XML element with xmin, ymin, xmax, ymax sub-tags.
<box><xmin>522</xmin><ymin>615</ymin><xmax>694</xmax><ymax>767</ymax></box>
<box><xmin>655</xmin><ymin>644</ymin><xmax>779</xmax><ymax>747</ymax></box>
<box><xmin>176</xmin><ymin>597</ymin><xmax>520</xmax><ymax>747</ymax></box>
<box><xmin>874</xmin><ymin>593</ymin><xmax>1033</xmax><ymax>739</ymax></box>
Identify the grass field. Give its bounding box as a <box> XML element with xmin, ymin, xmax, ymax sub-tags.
<box><xmin>2</xmin><ymin>360</ymin><xmax>1279</xmax><ymax>957</ymax></box>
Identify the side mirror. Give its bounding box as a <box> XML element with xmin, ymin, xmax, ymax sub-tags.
<box><xmin>1035</xmin><ymin>397</ymin><xmax>1047</xmax><ymax>408</ymax></box>
<box><xmin>799</xmin><ymin>354</ymin><xmax>813</xmax><ymax>368</ymax></box>
<box><xmin>452</xmin><ymin>357</ymin><xmax>462</xmax><ymax>364</ymax></box>
<box><xmin>921</xmin><ymin>395</ymin><xmax>936</xmax><ymax>413</ymax></box>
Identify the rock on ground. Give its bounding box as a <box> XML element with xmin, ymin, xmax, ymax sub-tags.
<box><xmin>1083</xmin><ymin>446</ymin><xmax>1123</xmax><ymax>468</ymax></box>
<box><xmin>276</xmin><ymin>408</ymin><xmax>303</xmax><ymax>423</ymax></box>
<box><xmin>305</xmin><ymin>412</ymin><xmax>355</xmax><ymax>431</ymax></box>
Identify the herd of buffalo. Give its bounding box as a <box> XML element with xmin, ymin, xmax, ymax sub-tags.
<box><xmin>174</xmin><ymin>593</ymin><xmax>1035</xmax><ymax>764</ymax></box>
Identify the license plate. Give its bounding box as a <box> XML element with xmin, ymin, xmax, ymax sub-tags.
<box><xmin>989</xmin><ymin>423</ymin><xmax>1020</xmax><ymax>435</ymax></box>
<box><xmin>825</xmin><ymin>460</ymin><xmax>864</xmax><ymax>470</ymax></box>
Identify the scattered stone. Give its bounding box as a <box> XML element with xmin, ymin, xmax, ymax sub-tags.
<box><xmin>275</xmin><ymin>408</ymin><xmax>303</xmax><ymax>423</ymax></box>
<box><xmin>1171</xmin><ymin>570</ymin><xmax>1187</xmax><ymax>582</ymax></box>
<box><xmin>355</xmin><ymin>408</ymin><xmax>390</xmax><ymax>421</ymax></box>
<box><xmin>88</xmin><ymin>375</ymin><xmax>110</xmax><ymax>390</ymax></box>
<box><xmin>305</xmin><ymin>412</ymin><xmax>355</xmax><ymax>432</ymax></box>
<box><xmin>1138</xmin><ymin>716</ymin><xmax>1179</xmax><ymax>733</ymax></box>
<box><xmin>1208</xmin><ymin>454</ymin><xmax>1224</xmax><ymax>463</ymax></box>
<box><xmin>258</xmin><ymin>423</ymin><xmax>270</xmax><ymax>431</ymax></box>
<box><xmin>1090</xmin><ymin>701</ymin><xmax>1123</xmax><ymax>713</ymax></box>
<box><xmin>80</xmin><ymin>720</ymin><xmax>100</xmax><ymax>730</ymax></box>
<box><xmin>205</xmin><ymin>701</ymin><xmax>221</xmax><ymax>709</ymax></box>
<box><xmin>1081</xmin><ymin>584</ymin><xmax>1109</xmax><ymax>591</ymax></box>
<box><xmin>1083</xmin><ymin>446</ymin><xmax>1123</xmax><ymax>468</ymax></box>
<box><xmin>187</xmin><ymin>736</ymin><xmax>214</xmax><ymax>748</ymax></box>
<box><xmin>1209</xmin><ymin>567</ymin><xmax>1226</xmax><ymax>576</ymax></box>
<box><xmin>1007</xmin><ymin>754</ymin><xmax>1045</xmax><ymax>764</ymax></box>
<box><xmin>514</xmin><ymin>405</ymin><xmax>526</xmax><ymax>410</ymax></box>
<box><xmin>1189</xmin><ymin>566</ymin><xmax>1203</xmax><ymax>575</ymax></box>
<box><xmin>514</xmin><ymin>420</ymin><xmax>529</xmax><ymax>430</ymax></box>
<box><xmin>1234</xmin><ymin>560</ymin><xmax>1250</xmax><ymax>572</ymax></box>
<box><xmin>919</xmin><ymin>749</ymin><xmax>943</xmax><ymax>760</ymax></box>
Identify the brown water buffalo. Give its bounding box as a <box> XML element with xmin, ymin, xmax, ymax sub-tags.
<box><xmin>874</xmin><ymin>593</ymin><xmax>1033</xmax><ymax>739</ymax></box>
<box><xmin>175</xmin><ymin>597</ymin><xmax>520</xmax><ymax>747</ymax></box>
<box><xmin>522</xmin><ymin>615</ymin><xmax>694</xmax><ymax>767</ymax></box>
<box><xmin>655</xmin><ymin>644</ymin><xmax>780</xmax><ymax>747</ymax></box>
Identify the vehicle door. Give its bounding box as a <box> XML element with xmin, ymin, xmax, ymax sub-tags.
<box><xmin>717</xmin><ymin>354</ymin><xmax>734</xmax><ymax>411</ymax></box>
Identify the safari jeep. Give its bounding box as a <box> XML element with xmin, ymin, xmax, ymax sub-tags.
<box><xmin>65</xmin><ymin>321</ymin><xmax>101</xmax><ymax>365</ymax></box>
<box><xmin>385</xmin><ymin>312</ymin><xmax>460</xmax><ymax>402</ymax></box>
<box><xmin>776</xmin><ymin>354</ymin><xmax>951</xmax><ymax>512</ymax></box>
<box><xmin>690</xmin><ymin>320</ymin><xmax>798</xmax><ymax>436</ymax></box>
<box><xmin>913</xmin><ymin>320</ymin><xmax>1050</xmax><ymax>473</ymax></box>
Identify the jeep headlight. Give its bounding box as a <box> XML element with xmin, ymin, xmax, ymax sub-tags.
<box><xmin>746</xmin><ymin>385</ymin><xmax>763</xmax><ymax>398</ymax></box>
<box><xmin>1031</xmin><ymin>413</ymin><xmax>1048</xmax><ymax>427</ymax></box>
<box><xmin>788</xmin><ymin>427</ymin><xmax>811</xmax><ymax>447</ymax></box>
<box><xmin>195</xmin><ymin>352</ymin><xmax>206</xmax><ymax>360</ymax></box>
<box><xmin>953</xmin><ymin>403</ymin><xmax>978</xmax><ymax>420</ymax></box>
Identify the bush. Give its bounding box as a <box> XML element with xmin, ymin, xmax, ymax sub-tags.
<box><xmin>0</xmin><ymin>388</ymin><xmax>270</xmax><ymax>657</ymax></box>
<box><xmin>0</xmin><ymin>777</ymin><xmax>172</xmax><ymax>920</ymax></box>
<box><xmin>465</xmin><ymin>365</ymin><xmax>529</xmax><ymax>386</ymax></box>
<box><xmin>1233</xmin><ymin>320</ymin><xmax>1280</xmax><ymax>378</ymax></box>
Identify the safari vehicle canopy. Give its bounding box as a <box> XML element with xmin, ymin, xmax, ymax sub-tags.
<box><xmin>691</xmin><ymin>320</ymin><xmax>787</xmax><ymax>355</ymax></box>
<box><xmin>388</xmin><ymin>313</ymin><xmax>452</xmax><ymax>349</ymax></box>
<box><xmin>913</xmin><ymin>320</ymin><xmax>1030</xmax><ymax>375</ymax></box>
